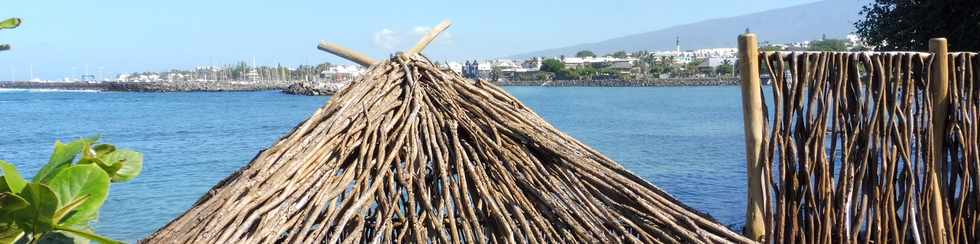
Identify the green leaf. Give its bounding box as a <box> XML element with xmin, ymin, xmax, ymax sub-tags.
<box><xmin>97</xmin><ymin>150</ymin><xmax>142</xmax><ymax>183</ymax></box>
<box><xmin>0</xmin><ymin>161</ymin><xmax>26</xmax><ymax>193</ymax></box>
<box><xmin>0</xmin><ymin>193</ymin><xmax>28</xmax><ymax>235</ymax></box>
<box><xmin>53</xmin><ymin>226</ymin><xmax>121</xmax><ymax>244</ymax></box>
<box><xmin>0</xmin><ymin>18</ymin><xmax>20</xmax><ymax>30</ymax></box>
<box><xmin>0</xmin><ymin>193</ymin><xmax>28</xmax><ymax>211</ymax></box>
<box><xmin>11</xmin><ymin>183</ymin><xmax>60</xmax><ymax>234</ymax></box>
<box><xmin>90</xmin><ymin>145</ymin><xmax>115</xmax><ymax>158</ymax></box>
<box><xmin>0</xmin><ymin>192</ymin><xmax>29</xmax><ymax>227</ymax></box>
<box><xmin>0</xmin><ymin>224</ymin><xmax>23</xmax><ymax>244</ymax></box>
<box><xmin>34</xmin><ymin>138</ymin><xmax>97</xmax><ymax>184</ymax></box>
<box><xmin>36</xmin><ymin>230</ymin><xmax>96</xmax><ymax>244</ymax></box>
<box><xmin>46</xmin><ymin>165</ymin><xmax>109</xmax><ymax>227</ymax></box>
<box><xmin>52</xmin><ymin>195</ymin><xmax>89</xmax><ymax>225</ymax></box>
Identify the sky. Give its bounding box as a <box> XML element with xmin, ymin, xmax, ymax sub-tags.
<box><xmin>0</xmin><ymin>0</ymin><xmax>821</xmax><ymax>80</ymax></box>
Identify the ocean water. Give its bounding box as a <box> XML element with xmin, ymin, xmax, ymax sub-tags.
<box><xmin>0</xmin><ymin>87</ymin><xmax>748</xmax><ymax>241</ymax></box>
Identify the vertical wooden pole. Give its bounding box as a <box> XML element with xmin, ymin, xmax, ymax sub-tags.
<box><xmin>738</xmin><ymin>33</ymin><xmax>766</xmax><ymax>242</ymax></box>
<box><xmin>928</xmin><ymin>37</ymin><xmax>949</xmax><ymax>244</ymax></box>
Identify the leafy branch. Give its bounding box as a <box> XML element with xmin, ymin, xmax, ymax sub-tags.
<box><xmin>1</xmin><ymin>136</ymin><xmax>143</xmax><ymax>244</ymax></box>
<box><xmin>0</xmin><ymin>17</ymin><xmax>22</xmax><ymax>52</ymax></box>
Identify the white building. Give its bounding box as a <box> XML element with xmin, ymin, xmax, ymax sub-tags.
<box><xmin>559</xmin><ymin>56</ymin><xmax>639</xmax><ymax>69</ymax></box>
<box><xmin>697</xmin><ymin>56</ymin><xmax>738</xmax><ymax>74</ymax></box>
<box><xmin>522</xmin><ymin>57</ymin><xmax>543</xmax><ymax>70</ymax></box>
<box><xmin>689</xmin><ymin>48</ymin><xmax>737</xmax><ymax>58</ymax></box>
<box><xmin>446</xmin><ymin>62</ymin><xmax>463</xmax><ymax>74</ymax></box>
<box><xmin>320</xmin><ymin>65</ymin><xmax>365</xmax><ymax>82</ymax></box>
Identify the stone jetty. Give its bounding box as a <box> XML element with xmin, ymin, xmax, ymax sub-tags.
<box><xmin>281</xmin><ymin>82</ymin><xmax>337</xmax><ymax>96</ymax></box>
<box><xmin>0</xmin><ymin>81</ymin><xmax>287</xmax><ymax>92</ymax></box>
<box><xmin>104</xmin><ymin>81</ymin><xmax>285</xmax><ymax>92</ymax></box>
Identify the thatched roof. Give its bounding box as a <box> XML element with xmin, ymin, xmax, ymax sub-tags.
<box><xmin>144</xmin><ymin>22</ymin><xmax>752</xmax><ymax>243</ymax></box>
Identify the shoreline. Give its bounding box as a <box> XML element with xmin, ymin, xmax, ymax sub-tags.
<box><xmin>495</xmin><ymin>78</ymin><xmax>738</xmax><ymax>87</ymax></box>
<box><xmin>0</xmin><ymin>81</ymin><xmax>286</xmax><ymax>93</ymax></box>
<box><xmin>0</xmin><ymin>78</ymin><xmax>739</xmax><ymax>93</ymax></box>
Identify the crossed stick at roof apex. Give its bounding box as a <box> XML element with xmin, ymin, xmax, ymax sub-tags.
<box><xmin>317</xmin><ymin>20</ymin><xmax>452</xmax><ymax>67</ymax></box>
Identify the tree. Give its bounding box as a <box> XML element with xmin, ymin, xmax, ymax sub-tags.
<box><xmin>540</xmin><ymin>59</ymin><xmax>565</xmax><ymax>73</ymax></box>
<box><xmin>631</xmin><ymin>50</ymin><xmax>649</xmax><ymax>58</ymax></box>
<box><xmin>715</xmin><ymin>61</ymin><xmax>734</xmax><ymax>76</ymax></box>
<box><xmin>807</xmin><ymin>38</ymin><xmax>849</xmax><ymax>51</ymax></box>
<box><xmin>855</xmin><ymin>0</ymin><xmax>980</xmax><ymax>51</ymax></box>
<box><xmin>760</xmin><ymin>45</ymin><xmax>784</xmax><ymax>51</ymax></box>
<box><xmin>683</xmin><ymin>59</ymin><xmax>704</xmax><ymax>77</ymax></box>
<box><xmin>649</xmin><ymin>56</ymin><xmax>675</xmax><ymax>76</ymax></box>
<box><xmin>230</xmin><ymin>61</ymin><xmax>249</xmax><ymax>80</ymax></box>
<box><xmin>315</xmin><ymin>62</ymin><xmax>332</xmax><ymax>72</ymax></box>
<box><xmin>850</xmin><ymin>45</ymin><xmax>871</xmax><ymax>52</ymax></box>
<box><xmin>575</xmin><ymin>50</ymin><xmax>595</xmax><ymax>58</ymax></box>
<box><xmin>610</xmin><ymin>51</ymin><xmax>628</xmax><ymax>58</ymax></box>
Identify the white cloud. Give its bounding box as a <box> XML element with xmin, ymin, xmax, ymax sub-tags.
<box><xmin>373</xmin><ymin>28</ymin><xmax>400</xmax><ymax>51</ymax></box>
<box><xmin>371</xmin><ymin>25</ymin><xmax>454</xmax><ymax>53</ymax></box>
<box><xmin>412</xmin><ymin>26</ymin><xmax>454</xmax><ymax>46</ymax></box>
<box><xmin>412</xmin><ymin>26</ymin><xmax>430</xmax><ymax>35</ymax></box>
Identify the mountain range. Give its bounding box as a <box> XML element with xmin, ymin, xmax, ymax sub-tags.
<box><xmin>513</xmin><ymin>0</ymin><xmax>870</xmax><ymax>58</ymax></box>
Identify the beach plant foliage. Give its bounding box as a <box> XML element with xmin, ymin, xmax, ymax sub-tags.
<box><xmin>0</xmin><ymin>17</ymin><xmax>21</xmax><ymax>51</ymax></box>
<box><xmin>0</xmin><ymin>17</ymin><xmax>20</xmax><ymax>52</ymax></box>
<box><xmin>0</xmin><ymin>18</ymin><xmax>20</xmax><ymax>29</ymax></box>
<box><xmin>0</xmin><ymin>136</ymin><xmax>142</xmax><ymax>244</ymax></box>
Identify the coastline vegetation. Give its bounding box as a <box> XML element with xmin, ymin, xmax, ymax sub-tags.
<box><xmin>125</xmin><ymin>62</ymin><xmax>335</xmax><ymax>83</ymax></box>
<box><xmin>0</xmin><ymin>137</ymin><xmax>143</xmax><ymax>244</ymax></box>
<box><xmin>541</xmin><ymin>50</ymin><xmax>735</xmax><ymax>80</ymax></box>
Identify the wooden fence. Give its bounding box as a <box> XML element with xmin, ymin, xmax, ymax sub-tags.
<box><xmin>739</xmin><ymin>33</ymin><xmax>978</xmax><ymax>243</ymax></box>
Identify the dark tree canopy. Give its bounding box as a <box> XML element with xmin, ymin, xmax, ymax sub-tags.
<box><xmin>807</xmin><ymin>39</ymin><xmax>848</xmax><ymax>51</ymax></box>
<box><xmin>715</xmin><ymin>62</ymin><xmax>734</xmax><ymax>76</ymax></box>
<box><xmin>540</xmin><ymin>58</ymin><xmax>564</xmax><ymax>73</ymax></box>
<box><xmin>610</xmin><ymin>50</ymin><xmax>628</xmax><ymax>58</ymax></box>
<box><xmin>855</xmin><ymin>0</ymin><xmax>980</xmax><ymax>51</ymax></box>
<box><xmin>575</xmin><ymin>50</ymin><xmax>595</xmax><ymax>58</ymax></box>
<box><xmin>760</xmin><ymin>45</ymin><xmax>783</xmax><ymax>51</ymax></box>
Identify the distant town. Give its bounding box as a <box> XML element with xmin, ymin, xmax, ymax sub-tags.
<box><xmin>6</xmin><ymin>34</ymin><xmax>867</xmax><ymax>89</ymax></box>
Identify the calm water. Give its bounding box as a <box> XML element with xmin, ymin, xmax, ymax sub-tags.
<box><xmin>0</xmin><ymin>87</ymin><xmax>748</xmax><ymax>242</ymax></box>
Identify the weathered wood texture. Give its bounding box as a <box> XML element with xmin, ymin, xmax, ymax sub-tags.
<box><xmin>406</xmin><ymin>20</ymin><xmax>451</xmax><ymax>57</ymax></box>
<box><xmin>738</xmin><ymin>33</ymin><xmax>768</xmax><ymax>242</ymax></box>
<box><xmin>143</xmin><ymin>55</ymin><xmax>754</xmax><ymax>243</ymax></box>
<box><xmin>928</xmin><ymin>38</ymin><xmax>950</xmax><ymax>244</ymax></box>
<box><xmin>317</xmin><ymin>41</ymin><xmax>377</xmax><ymax>67</ymax></box>
<box><xmin>754</xmin><ymin>51</ymin><xmax>979</xmax><ymax>243</ymax></box>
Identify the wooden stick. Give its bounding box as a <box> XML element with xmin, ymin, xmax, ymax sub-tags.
<box><xmin>405</xmin><ymin>20</ymin><xmax>452</xmax><ymax>57</ymax></box>
<box><xmin>317</xmin><ymin>41</ymin><xmax>377</xmax><ymax>67</ymax></box>
<box><xmin>738</xmin><ymin>33</ymin><xmax>767</xmax><ymax>242</ymax></box>
<box><xmin>928</xmin><ymin>37</ymin><xmax>949</xmax><ymax>244</ymax></box>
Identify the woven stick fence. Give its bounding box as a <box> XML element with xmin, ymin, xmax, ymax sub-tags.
<box><xmin>739</xmin><ymin>34</ymin><xmax>979</xmax><ymax>243</ymax></box>
<box><xmin>144</xmin><ymin>23</ymin><xmax>754</xmax><ymax>243</ymax></box>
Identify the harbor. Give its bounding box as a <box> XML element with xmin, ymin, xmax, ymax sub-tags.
<box><xmin>2</xmin><ymin>0</ymin><xmax>978</xmax><ymax>243</ymax></box>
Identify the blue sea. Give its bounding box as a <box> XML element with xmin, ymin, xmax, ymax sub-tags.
<box><xmin>0</xmin><ymin>87</ymin><xmax>748</xmax><ymax>242</ymax></box>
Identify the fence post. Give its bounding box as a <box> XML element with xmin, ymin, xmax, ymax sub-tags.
<box><xmin>738</xmin><ymin>33</ymin><xmax>766</xmax><ymax>242</ymax></box>
<box><xmin>928</xmin><ymin>37</ymin><xmax>949</xmax><ymax>244</ymax></box>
